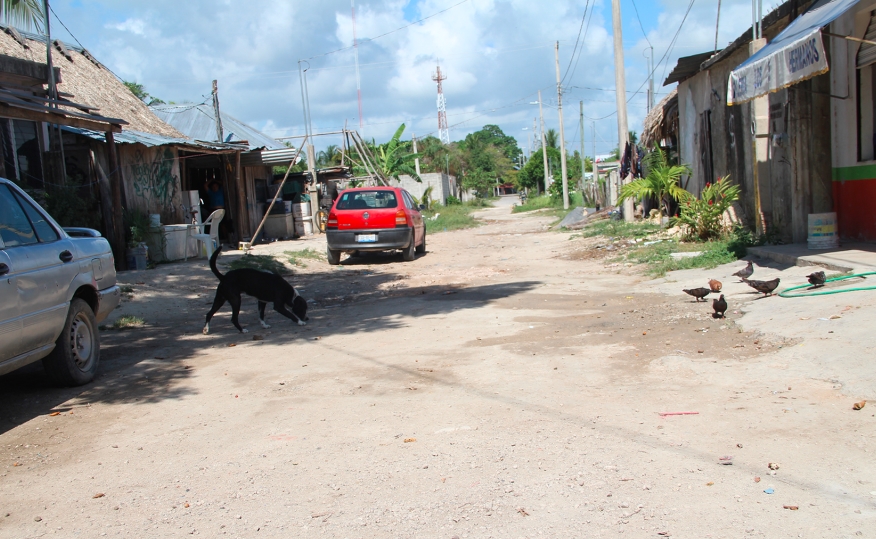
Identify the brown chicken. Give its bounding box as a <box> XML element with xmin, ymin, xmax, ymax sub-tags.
<box><xmin>712</xmin><ymin>294</ymin><xmax>727</xmax><ymax>318</ymax></box>
<box><xmin>683</xmin><ymin>287</ymin><xmax>711</xmax><ymax>302</ymax></box>
<box><xmin>732</xmin><ymin>260</ymin><xmax>754</xmax><ymax>281</ymax></box>
<box><xmin>807</xmin><ymin>271</ymin><xmax>827</xmax><ymax>287</ymax></box>
<box><xmin>743</xmin><ymin>277</ymin><xmax>781</xmax><ymax>296</ymax></box>
<box><xmin>709</xmin><ymin>278</ymin><xmax>722</xmax><ymax>293</ymax></box>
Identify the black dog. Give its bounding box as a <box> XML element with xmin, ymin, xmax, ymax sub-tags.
<box><xmin>203</xmin><ymin>247</ymin><xmax>308</xmax><ymax>334</ymax></box>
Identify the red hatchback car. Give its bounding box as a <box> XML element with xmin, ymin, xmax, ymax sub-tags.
<box><xmin>325</xmin><ymin>186</ymin><xmax>426</xmax><ymax>265</ymax></box>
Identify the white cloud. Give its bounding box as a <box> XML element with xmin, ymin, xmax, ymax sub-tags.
<box><xmin>51</xmin><ymin>0</ymin><xmax>766</xmax><ymax>155</ymax></box>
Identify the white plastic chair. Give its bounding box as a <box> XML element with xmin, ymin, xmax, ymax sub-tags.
<box><xmin>186</xmin><ymin>209</ymin><xmax>224</xmax><ymax>261</ymax></box>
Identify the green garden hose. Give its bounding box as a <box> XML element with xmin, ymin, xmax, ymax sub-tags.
<box><xmin>778</xmin><ymin>271</ymin><xmax>876</xmax><ymax>297</ymax></box>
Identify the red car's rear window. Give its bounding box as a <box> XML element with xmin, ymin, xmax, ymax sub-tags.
<box><xmin>336</xmin><ymin>190</ymin><xmax>398</xmax><ymax>210</ymax></box>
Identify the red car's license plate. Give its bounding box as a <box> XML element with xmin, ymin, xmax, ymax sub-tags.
<box><xmin>356</xmin><ymin>234</ymin><xmax>377</xmax><ymax>242</ymax></box>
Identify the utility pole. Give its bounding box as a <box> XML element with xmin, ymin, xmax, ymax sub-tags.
<box><xmin>537</xmin><ymin>90</ymin><xmax>549</xmax><ymax>194</ymax></box>
<box><xmin>212</xmin><ymin>80</ymin><xmax>224</xmax><ymax>142</ymax></box>
<box><xmin>592</xmin><ymin>121</ymin><xmax>598</xmax><ymax>198</ymax></box>
<box><xmin>554</xmin><ymin>41</ymin><xmax>569</xmax><ymax>209</ymax></box>
<box><xmin>579</xmin><ymin>101</ymin><xmax>585</xmax><ymax>190</ymax></box>
<box><xmin>611</xmin><ymin>0</ymin><xmax>632</xmax><ymax>219</ymax></box>
<box><xmin>412</xmin><ymin>134</ymin><xmax>421</xmax><ymax>177</ymax></box>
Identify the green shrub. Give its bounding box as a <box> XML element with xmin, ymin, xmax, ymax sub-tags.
<box><xmin>228</xmin><ymin>254</ymin><xmax>289</xmax><ymax>274</ymax></box>
<box><xmin>671</xmin><ymin>176</ymin><xmax>741</xmax><ymax>241</ymax></box>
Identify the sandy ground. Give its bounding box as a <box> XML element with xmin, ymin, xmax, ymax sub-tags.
<box><xmin>1</xmin><ymin>196</ymin><xmax>875</xmax><ymax>538</ymax></box>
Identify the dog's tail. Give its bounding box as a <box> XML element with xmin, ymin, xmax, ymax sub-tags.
<box><xmin>209</xmin><ymin>246</ymin><xmax>224</xmax><ymax>280</ymax></box>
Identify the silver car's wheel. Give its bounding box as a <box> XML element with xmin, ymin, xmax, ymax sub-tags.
<box><xmin>42</xmin><ymin>299</ymin><xmax>100</xmax><ymax>386</ymax></box>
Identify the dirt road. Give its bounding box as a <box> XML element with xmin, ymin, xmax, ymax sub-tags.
<box><xmin>1</xmin><ymin>198</ymin><xmax>874</xmax><ymax>538</ymax></box>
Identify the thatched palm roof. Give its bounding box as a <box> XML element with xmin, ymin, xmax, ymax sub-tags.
<box><xmin>641</xmin><ymin>88</ymin><xmax>678</xmax><ymax>148</ymax></box>
<box><xmin>0</xmin><ymin>26</ymin><xmax>183</xmax><ymax>138</ymax></box>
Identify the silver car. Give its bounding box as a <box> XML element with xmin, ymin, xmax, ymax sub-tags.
<box><xmin>0</xmin><ymin>178</ymin><xmax>120</xmax><ymax>386</ymax></box>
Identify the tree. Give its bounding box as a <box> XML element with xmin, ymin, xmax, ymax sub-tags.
<box><xmin>374</xmin><ymin>123</ymin><xmax>421</xmax><ymax>182</ymax></box>
<box><xmin>629</xmin><ymin>131</ymin><xmax>638</xmax><ymax>145</ymax></box>
<box><xmin>124</xmin><ymin>81</ymin><xmax>166</xmax><ymax>106</ymax></box>
<box><xmin>515</xmin><ymin>146</ymin><xmax>561</xmax><ymax>192</ymax></box>
<box><xmin>461</xmin><ymin>169</ymin><xmax>496</xmax><ymax>198</ymax></box>
<box><xmin>618</xmin><ymin>147</ymin><xmax>691</xmax><ymax>217</ymax></box>
<box><xmin>545</xmin><ymin>128</ymin><xmax>558</xmax><ymax>149</ymax></box>
<box><xmin>0</xmin><ymin>0</ymin><xmax>43</xmax><ymax>32</ymax></box>
<box><xmin>317</xmin><ymin>144</ymin><xmax>341</xmax><ymax>167</ymax></box>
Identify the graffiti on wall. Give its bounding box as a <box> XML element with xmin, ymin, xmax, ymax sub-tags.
<box><xmin>130</xmin><ymin>147</ymin><xmax>178</xmax><ymax>206</ymax></box>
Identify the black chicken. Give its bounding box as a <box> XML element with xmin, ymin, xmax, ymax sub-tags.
<box><xmin>743</xmin><ymin>277</ymin><xmax>781</xmax><ymax>296</ymax></box>
<box><xmin>807</xmin><ymin>271</ymin><xmax>827</xmax><ymax>287</ymax></box>
<box><xmin>712</xmin><ymin>294</ymin><xmax>727</xmax><ymax>318</ymax></box>
<box><xmin>683</xmin><ymin>287</ymin><xmax>711</xmax><ymax>302</ymax></box>
<box><xmin>732</xmin><ymin>260</ymin><xmax>754</xmax><ymax>281</ymax></box>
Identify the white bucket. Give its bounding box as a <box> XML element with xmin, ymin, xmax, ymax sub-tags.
<box><xmin>807</xmin><ymin>212</ymin><xmax>839</xmax><ymax>250</ymax></box>
<box><xmin>292</xmin><ymin>202</ymin><xmax>312</xmax><ymax>217</ymax></box>
<box><xmin>149</xmin><ymin>214</ymin><xmax>161</xmax><ymax>227</ymax></box>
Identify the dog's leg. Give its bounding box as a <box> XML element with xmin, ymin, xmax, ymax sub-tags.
<box><xmin>229</xmin><ymin>294</ymin><xmax>248</xmax><ymax>333</ymax></box>
<box><xmin>258</xmin><ymin>301</ymin><xmax>271</xmax><ymax>329</ymax></box>
<box><xmin>274</xmin><ymin>303</ymin><xmax>306</xmax><ymax>326</ymax></box>
<box><xmin>203</xmin><ymin>289</ymin><xmax>228</xmax><ymax>335</ymax></box>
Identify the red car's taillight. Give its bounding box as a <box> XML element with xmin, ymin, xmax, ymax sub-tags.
<box><xmin>327</xmin><ymin>212</ymin><xmax>338</xmax><ymax>227</ymax></box>
<box><xmin>395</xmin><ymin>209</ymin><xmax>408</xmax><ymax>226</ymax></box>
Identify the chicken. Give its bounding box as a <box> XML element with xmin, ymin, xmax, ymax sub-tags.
<box><xmin>732</xmin><ymin>260</ymin><xmax>754</xmax><ymax>281</ymax></box>
<box><xmin>807</xmin><ymin>271</ymin><xmax>827</xmax><ymax>287</ymax></box>
<box><xmin>709</xmin><ymin>278</ymin><xmax>723</xmax><ymax>293</ymax></box>
<box><xmin>712</xmin><ymin>294</ymin><xmax>727</xmax><ymax>318</ymax></box>
<box><xmin>743</xmin><ymin>277</ymin><xmax>781</xmax><ymax>296</ymax></box>
<box><xmin>683</xmin><ymin>287</ymin><xmax>711</xmax><ymax>302</ymax></box>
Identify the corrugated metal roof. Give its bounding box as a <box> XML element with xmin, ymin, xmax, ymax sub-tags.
<box><xmin>150</xmin><ymin>103</ymin><xmax>284</xmax><ymax>150</ymax></box>
<box><xmin>61</xmin><ymin>126</ymin><xmax>247</xmax><ymax>152</ymax></box>
<box><xmin>663</xmin><ymin>51</ymin><xmax>719</xmax><ymax>86</ymax></box>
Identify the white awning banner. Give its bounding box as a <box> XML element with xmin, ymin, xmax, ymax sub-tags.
<box><xmin>727</xmin><ymin>0</ymin><xmax>860</xmax><ymax>105</ymax></box>
<box><xmin>728</xmin><ymin>28</ymin><xmax>828</xmax><ymax>105</ymax></box>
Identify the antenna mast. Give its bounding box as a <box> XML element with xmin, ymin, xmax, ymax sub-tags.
<box><xmin>432</xmin><ymin>64</ymin><xmax>449</xmax><ymax>144</ymax></box>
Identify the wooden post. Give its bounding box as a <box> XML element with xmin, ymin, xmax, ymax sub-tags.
<box><xmin>234</xmin><ymin>150</ymin><xmax>248</xmax><ymax>239</ymax></box>
<box><xmin>105</xmin><ymin>130</ymin><xmax>125</xmax><ymax>270</ymax></box>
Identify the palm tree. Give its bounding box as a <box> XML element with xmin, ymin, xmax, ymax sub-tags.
<box><xmin>545</xmin><ymin>128</ymin><xmax>558</xmax><ymax>149</ymax></box>
<box><xmin>317</xmin><ymin>144</ymin><xmax>341</xmax><ymax>167</ymax></box>
<box><xmin>1</xmin><ymin>0</ymin><xmax>44</xmax><ymax>32</ymax></box>
<box><xmin>618</xmin><ymin>148</ymin><xmax>691</xmax><ymax>218</ymax></box>
<box><xmin>374</xmin><ymin>123</ymin><xmax>421</xmax><ymax>182</ymax></box>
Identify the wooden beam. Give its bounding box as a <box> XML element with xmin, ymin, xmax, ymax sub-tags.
<box><xmin>234</xmin><ymin>150</ymin><xmax>249</xmax><ymax>239</ymax></box>
<box><xmin>0</xmin><ymin>103</ymin><xmax>122</xmax><ymax>132</ymax></box>
<box><xmin>105</xmin><ymin>131</ymin><xmax>125</xmax><ymax>270</ymax></box>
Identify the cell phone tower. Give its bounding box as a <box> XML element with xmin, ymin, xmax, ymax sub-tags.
<box><xmin>432</xmin><ymin>64</ymin><xmax>450</xmax><ymax>144</ymax></box>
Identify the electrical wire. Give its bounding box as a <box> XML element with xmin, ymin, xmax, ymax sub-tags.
<box><xmin>629</xmin><ymin>0</ymin><xmax>653</xmax><ymax>49</ymax></box>
<box><xmin>560</xmin><ymin>0</ymin><xmax>590</xmax><ymax>86</ymax></box>
<box><xmin>583</xmin><ymin>0</ymin><xmax>697</xmax><ymax>122</ymax></box>
<box><xmin>305</xmin><ymin>0</ymin><xmax>470</xmax><ymax>61</ymax></box>
<box><xmin>565</xmin><ymin>0</ymin><xmax>595</xmax><ymax>86</ymax></box>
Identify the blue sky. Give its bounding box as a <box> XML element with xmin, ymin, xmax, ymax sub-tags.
<box><xmin>43</xmin><ymin>0</ymin><xmax>761</xmax><ymax>156</ymax></box>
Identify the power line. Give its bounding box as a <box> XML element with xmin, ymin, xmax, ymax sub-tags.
<box><xmin>584</xmin><ymin>0</ymin><xmax>697</xmax><ymax>122</ymax></box>
<box><xmin>305</xmin><ymin>0</ymin><xmax>470</xmax><ymax>61</ymax></box>
<box><xmin>560</xmin><ymin>0</ymin><xmax>590</xmax><ymax>86</ymax></box>
<box><xmin>629</xmin><ymin>0</ymin><xmax>653</xmax><ymax>49</ymax></box>
<box><xmin>565</xmin><ymin>0</ymin><xmax>595</xmax><ymax>85</ymax></box>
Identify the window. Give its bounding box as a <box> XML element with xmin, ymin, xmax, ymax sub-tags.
<box><xmin>0</xmin><ymin>185</ymin><xmax>38</xmax><ymax>247</ymax></box>
<box><xmin>335</xmin><ymin>190</ymin><xmax>398</xmax><ymax>210</ymax></box>
<box><xmin>858</xmin><ymin>10</ymin><xmax>876</xmax><ymax>161</ymax></box>
<box><xmin>13</xmin><ymin>190</ymin><xmax>58</xmax><ymax>242</ymax></box>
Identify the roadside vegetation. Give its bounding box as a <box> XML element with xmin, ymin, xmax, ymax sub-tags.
<box><xmin>103</xmin><ymin>315</ymin><xmax>146</xmax><ymax>331</ymax></box>
<box><xmin>227</xmin><ymin>254</ymin><xmax>289</xmax><ymax>275</ymax></box>
<box><xmin>423</xmin><ymin>199</ymin><xmax>485</xmax><ymax>233</ymax></box>
<box><xmin>578</xmin><ymin>220</ymin><xmax>762</xmax><ymax>277</ymax></box>
<box><xmin>284</xmin><ymin>248</ymin><xmax>323</xmax><ymax>267</ymax></box>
